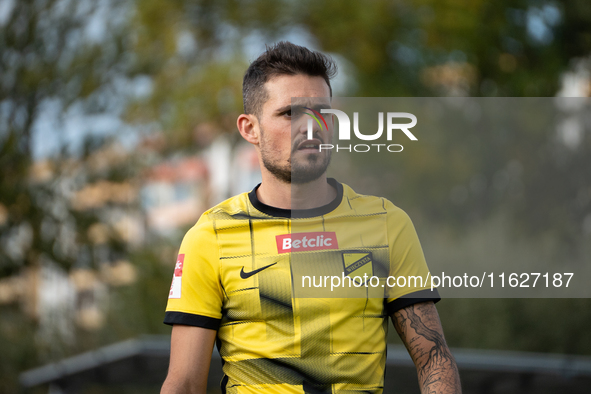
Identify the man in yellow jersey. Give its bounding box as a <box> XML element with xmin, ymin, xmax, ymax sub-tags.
<box><xmin>161</xmin><ymin>42</ymin><xmax>461</xmax><ymax>394</ymax></box>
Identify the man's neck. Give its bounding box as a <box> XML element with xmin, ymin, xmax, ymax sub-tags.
<box><xmin>256</xmin><ymin>173</ymin><xmax>337</xmax><ymax>210</ymax></box>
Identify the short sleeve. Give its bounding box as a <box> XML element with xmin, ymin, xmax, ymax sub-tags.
<box><xmin>385</xmin><ymin>203</ymin><xmax>440</xmax><ymax>315</ymax></box>
<box><xmin>164</xmin><ymin>214</ymin><xmax>223</xmax><ymax>330</ymax></box>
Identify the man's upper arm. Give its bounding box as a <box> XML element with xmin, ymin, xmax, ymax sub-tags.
<box><xmin>391</xmin><ymin>301</ymin><xmax>461</xmax><ymax>394</ymax></box>
<box><xmin>164</xmin><ymin>218</ymin><xmax>224</xmax><ymax>326</ymax></box>
<box><xmin>162</xmin><ymin>216</ymin><xmax>223</xmax><ymax>393</ymax></box>
<box><xmin>385</xmin><ymin>204</ymin><xmax>440</xmax><ymax>311</ymax></box>
<box><xmin>161</xmin><ymin>325</ymin><xmax>217</xmax><ymax>394</ymax></box>
<box><xmin>385</xmin><ymin>205</ymin><xmax>459</xmax><ymax>392</ymax></box>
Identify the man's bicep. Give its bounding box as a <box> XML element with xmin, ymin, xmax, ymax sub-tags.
<box><xmin>391</xmin><ymin>301</ymin><xmax>448</xmax><ymax>364</ymax></box>
<box><xmin>391</xmin><ymin>301</ymin><xmax>461</xmax><ymax>393</ymax></box>
<box><xmin>162</xmin><ymin>325</ymin><xmax>217</xmax><ymax>394</ymax></box>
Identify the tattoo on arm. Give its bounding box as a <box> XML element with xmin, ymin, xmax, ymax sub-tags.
<box><xmin>393</xmin><ymin>302</ymin><xmax>461</xmax><ymax>394</ymax></box>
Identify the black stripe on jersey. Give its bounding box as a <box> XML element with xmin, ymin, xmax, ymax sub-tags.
<box><xmin>226</xmin><ymin>286</ymin><xmax>258</xmax><ymax>295</ymax></box>
<box><xmin>330</xmin><ymin>351</ymin><xmax>382</xmax><ymax>355</ymax></box>
<box><xmin>219</xmin><ymin>254</ymin><xmax>254</xmax><ymax>260</ymax></box>
<box><xmin>163</xmin><ymin>311</ymin><xmax>221</xmax><ymax>330</ymax></box>
<box><xmin>386</xmin><ymin>288</ymin><xmax>441</xmax><ymax>315</ymax></box>
<box><xmin>248</xmin><ymin>178</ymin><xmax>344</xmax><ymax>218</ymax></box>
<box><xmin>220</xmin><ymin>320</ymin><xmax>261</xmax><ymax>327</ymax></box>
<box><xmin>211</xmin><ymin>217</ymin><xmax>228</xmax><ymax>300</ymax></box>
<box><xmin>248</xmin><ymin>219</ymin><xmax>255</xmax><ymax>268</ymax></box>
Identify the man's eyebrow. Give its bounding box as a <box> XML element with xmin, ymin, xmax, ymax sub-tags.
<box><xmin>275</xmin><ymin>103</ymin><xmax>332</xmax><ymax>115</ymax></box>
<box><xmin>275</xmin><ymin>105</ymin><xmax>292</xmax><ymax>114</ymax></box>
<box><xmin>307</xmin><ymin>104</ymin><xmax>332</xmax><ymax>111</ymax></box>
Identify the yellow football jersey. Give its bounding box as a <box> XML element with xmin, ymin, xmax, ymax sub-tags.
<box><xmin>165</xmin><ymin>178</ymin><xmax>439</xmax><ymax>393</ymax></box>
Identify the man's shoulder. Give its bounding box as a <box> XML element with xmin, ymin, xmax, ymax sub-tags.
<box><xmin>193</xmin><ymin>191</ymin><xmax>253</xmax><ymax>225</ymax></box>
<box><xmin>182</xmin><ymin>191</ymin><xmax>252</xmax><ymax>240</ymax></box>
<box><xmin>340</xmin><ymin>182</ymin><xmax>406</xmax><ymax>218</ymax></box>
<box><xmin>206</xmin><ymin>191</ymin><xmax>252</xmax><ymax>215</ymax></box>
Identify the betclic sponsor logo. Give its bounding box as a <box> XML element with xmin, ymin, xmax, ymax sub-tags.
<box><xmin>276</xmin><ymin>232</ymin><xmax>338</xmax><ymax>254</ymax></box>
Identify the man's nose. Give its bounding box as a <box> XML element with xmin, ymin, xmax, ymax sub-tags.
<box><xmin>305</xmin><ymin>118</ymin><xmax>320</xmax><ymax>139</ymax></box>
<box><xmin>292</xmin><ymin>113</ymin><xmax>321</xmax><ymax>139</ymax></box>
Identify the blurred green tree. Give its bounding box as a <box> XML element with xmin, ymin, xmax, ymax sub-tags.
<box><xmin>0</xmin><ymin>0</ymin><xmax>142</xmax><ymax>391</ymax></box>
<box><xmin>0</xmin><ymin>0</ymin><xmax>135</xmax><ymax>275</ymax></box>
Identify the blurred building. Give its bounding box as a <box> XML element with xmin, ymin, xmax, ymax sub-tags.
<box><xmin>141</xmin><ymin>156</ymin><xmax>209</xmax><ymax>233</ymax></box>
<box><xmin>0</xmin><ymin>134</ymin><xmax>261</xmax><ymax>338</ymax></box>
<box><xmin>140</xmin><ymin>136</ymin><xmax>261</xmax><ymax>235</ymax></box>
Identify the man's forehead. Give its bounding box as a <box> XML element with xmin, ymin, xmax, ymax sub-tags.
<box><xmin>264</xmin><ymin>74</ymin><xmax>330</xmax><ymax>105</ymax></box>
<box><xmin>290</xmin><ymin>97</ymin><xmax>332</xmax><ymax>108</ymax></box>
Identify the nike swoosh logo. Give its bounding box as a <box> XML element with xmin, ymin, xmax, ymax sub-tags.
<box><xmin>240</xmin><ymin>262</ymin><xmax>277</xmax><ymax>279</ymax></box>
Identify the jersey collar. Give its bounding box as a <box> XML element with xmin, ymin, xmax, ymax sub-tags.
<box><xmin>248</xmin><ymin>178</ymin><xmax>343</xmax><ymax>218</ymax></box>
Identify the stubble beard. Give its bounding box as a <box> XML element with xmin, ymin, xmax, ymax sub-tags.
<box><xmin>260</xmin><ymin>129</ymin><xmax>332</xmax><ymax>185</ymax></box>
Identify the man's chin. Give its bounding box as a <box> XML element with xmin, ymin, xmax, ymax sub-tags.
<box><xmin>290</xmin><ymin>165</ymin><xmax>330</xmax><ymax>184</ymax></box>
<box><xmin>290</xmin><ymin>173</ymin><xmax>323</xmax><ymax>184</ymax></box>
<box><xmin>290</xmin><ymin>154</ymin><xmax>331</xmax><ymax>184</ymax></box>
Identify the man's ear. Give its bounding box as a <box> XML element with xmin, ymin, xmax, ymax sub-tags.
<box><xmin>237</xmin><ymin>114</ymin><xmax>259</xmax><ymax>145</ymax></box>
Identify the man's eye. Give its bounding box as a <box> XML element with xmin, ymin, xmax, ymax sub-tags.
<box><xmin>282</xmin><ymin>107</ymin><xmax>305</xmax><ymax>118</ymax></box>
<box><xmin>291</xmin><ymin>107</ymin><xmax>304</xmax><ymax>117</ymax></box>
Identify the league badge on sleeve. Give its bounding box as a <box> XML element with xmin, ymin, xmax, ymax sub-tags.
<box><xmin>169</xmin><ymin>254</ymin><xmax>184</xmax><ymax>299</ymax></box>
